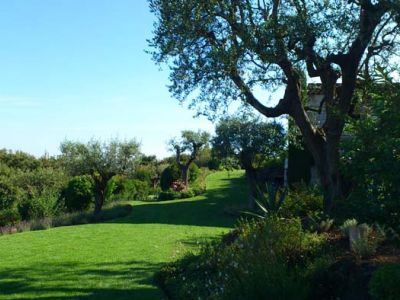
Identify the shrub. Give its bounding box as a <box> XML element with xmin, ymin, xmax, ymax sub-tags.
<box><xmin>369</xmin><ymin>264</ymin><xmax>400</xmax><ymax>300</ymax></box>
<box><xmin>160</xmin><ymin>164</ymin><xmax>181</xmax><ymax>191</ymax></box>
<box><xmin>350</xmin><ymin>224</ymin><xmax>385</xmax><ymax>259</ymax></box>
<box><xmin>108</xmin><ymin>176</ymin><xmax>150</xmax><ymax>201</ymax></box>
<box><xmin>63</xmin><ymin>175</ymin><xmax>94</xmax><ymax>212</ymax></box>
<box><xmin>282</xmin><ymin>184</ymin><xmax>323</xmax><ymax>218</ymax></box>
<box><xmin>179</xmin><ymin>189</ymin><xmax>195</xmax><ymax>199</ymax></box>
<box><xmin>132</xmin><ymin>179</ymin><xmax>150</xmax><ymax>200</ymax></box>
<box><xmin>0</xmin><ymin>208</ymin><xmax>20</xmax><ymax>226</ymax></box>
<box><xmin>160</xmin><ymin>163</ymin><xmax>200</xmax><ymax>191</ymax></box>
<box><xmin>18</xmin><ymin>189</ymin><xmax>62</xmax><ymax>220</ymax></box>
<box><xmin>157</xmin><ymin>217</ymin><xmax>327</xmax><ymax>299</ymax></box>
<box><xmin>192</xmin><ymin>185</ymin><xmax>206</xmax><ymax>196</ymax></box>
<box><xmin>0</xmin><ymin>176</ymin><xmax>20</xmax><ymax>210</ymax></box>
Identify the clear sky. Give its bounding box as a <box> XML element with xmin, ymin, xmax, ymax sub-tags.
<box><xmin>0</xmin><ymin>0</ymin><xmax>216</xmax><ymax>158</ymax></box>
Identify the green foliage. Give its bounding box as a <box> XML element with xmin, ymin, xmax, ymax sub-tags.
<box><xmin>281</xmin><ymin>184</ymin><xmax>324</xmax><ymax>218</ymax></box>
<box><xmin>108</xmin><ymin>176</ymin><xmax>151</xmax><ymax>201</ymax></box>
<box><xmin>131</xmin><ymin>179</ymin><xmax>151</xmax><ymax>200</ymax></box>
<box><xmin>213</xmin><ymin>116</ymin><xmax>286</xmax><ymax>170</ymax></box>
<box><xmin>18</xmin><ymin>189</ymin><xmax>63</xmax><ymax>220</ymax></box>
<box><xmin>157</xmin><ymin>217</ymin><xmax>327</xmax><ymax>299</ymax></box>
<box><xmin>133</xmin><ymin>164</ymin><xmax>154</xmax><ymax>185</ymax></box>
<box><xmin>60</xmin><ymin>139</ymin><xmax>141</xmax><ymax>178</ymax></box>
<box><xmin>63</xmin><ymin>175</ymin><xmax>94</xmax><ymax>212</ymax></box>
<box><xmin>7</xmin><ymin>168</ymin><xmax>69</xmax><ymax>220</ymax></box>
<box><xmin>160</xmin><ymin>163</ymin><xmax>200</xmax><ymax>191</ymax></box>
<box><xmin>0</xmin><ymin>176</ymin><xmax>20</xmax><ymax>210</ymax></box>
<box><xmin>0</xmin><ymin>208</ymin><xmax>20</xmax><ymax>226</ymax></box>
<box><xmin>369</xmin><ymin>264</ymin><xmax>400</xmax><ymax>300</ymax></box>
<box><xmin>160</xmin><ymin>164</ymin><xmax>181</xmax><ymax>191</ymax></box>
<box><xmin>306</xmin><ymin>211</ymin><xmax>334</xmax><ymax>233</ymax></box>
<box><xmin>0</xmin><ymin>149</ymin><xmax>41</xmax><ymax>171</ymax></box>
<box><xmin>60</xmin><ymin>139</ymin><xmax>141</xmax><ymax>212</ymax></box>
<box><xmin>350</xmin><ymin>224</ymin><xmax>385</xmax><ymax>259</ymax></box>
<box><xmin>158</xmin><ymin>189</ymin><xmax>196</xmax><ymax>201</ymax></box>
<box><xmin>341</xmin><ymin>78</ymin><xmax>400</xmax><ymax>229</ymax></box>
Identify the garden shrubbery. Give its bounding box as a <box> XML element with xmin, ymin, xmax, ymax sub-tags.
<box><xmin>369</xmin><ymin>264</ymin><xmax>400</xmax><ymax>300</ymax></box>
<box><xmin>160</xmin><ymin>163</ymin><xmax>200</xmax><ymax>191</ymax></box>
<box><xmin>63</xmin><ymin>175</ymin><xmax>94</xmax><ymax>212</ymax></box>
<box><xmin>156</xmin><ymin>216</ymin><xmax>328</xmax><ymax>299</ymax></box>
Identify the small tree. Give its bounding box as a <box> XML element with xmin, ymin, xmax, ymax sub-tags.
<box><xmin>169</xmin><ymin>130</ymin><xmax>210</xmax><ymax>189</ymax></box>
<box><xmin>213</xmin><ymin>116</ymin><xmax>286</xmax><ymax>207</ymax></box>
<box><xmin>60</xmin><ymin>139</ymin><xmax>141</xmax><ymax>213</ymax></box>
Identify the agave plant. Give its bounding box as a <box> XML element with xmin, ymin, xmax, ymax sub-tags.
<box><xmin>245</xmin><ymin>183</ymin><xmax>287</xmax><ymax>219</ymax></box>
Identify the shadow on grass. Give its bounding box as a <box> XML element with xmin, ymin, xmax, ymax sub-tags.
<box><xmin>0</xmin><ymin>260</ymin><xmax>164</xmax><ymax>300</ymax></box>
<box><xmin>113</xmin><ymin>176</ymin><xmax>248</xmax><ymax>228</ymax></box>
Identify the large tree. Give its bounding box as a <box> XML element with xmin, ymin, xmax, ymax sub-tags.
<box><xmin>213</xmin><ymin>116</ymin><xmax>286</xmax><ymax>207</ymax></box>
<box><xmin>169</xmin><ymin>130</ymin><xmax>210</xmax><ymax>189</ymax></box>
<box><xmin>149</xmin><ymin>0</ymin><xmax>400</xmax><ymax>212</ymax></box>
<box><xmin>60</xmin><ymin>139</ymin><xmax>141</xmax><ymax>213</ymax></box>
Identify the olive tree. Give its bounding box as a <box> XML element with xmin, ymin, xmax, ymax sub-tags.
<box><xmin>213</xmin><ymin>116</ymin><xmax>286</xmax><ymax>207</ymax></box>
<box><xmin>149</xmin><ymin>0</ymin><xmax>400</xmax><ymax>212</ymax></box>
<box><xmin>169</xmin><ymin>130</ymin><xmax>210</xmax><ymax>189</ymax></box>
<box><xmin>60</xmin><ymin>139</ymin><xmax>141</xmax><ymax>213</ymax></box>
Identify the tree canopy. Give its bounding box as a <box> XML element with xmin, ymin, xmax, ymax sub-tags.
<box><xmin>60</xmin><ymin>139</ymin><xmax>141</xmax><ymax>212</ymax></box>
<box><xmin>213</xmin><ymin>116</ymin><xmax>286</xmax><ymax>170</ymax></box>
<box><xmin>168</xmin><ymin>130</ymin><xmax>210</xmax><ymax>188</ymax></box>
<box><xmin>149</xmin><ymin>0</ymin><xmax>400</xmax><ymax>212</ymax></box>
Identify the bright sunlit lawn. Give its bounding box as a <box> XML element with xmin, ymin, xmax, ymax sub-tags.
<box><xmin>0</xmin><ymin>170</ymin><xmax>247</xmax><ymax>300</ymax></box>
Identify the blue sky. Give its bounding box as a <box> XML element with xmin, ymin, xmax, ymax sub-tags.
<box><xmin>0</xmin><ymin>0</ymin><xmax>217</xmax><ymax>158</ymax></box>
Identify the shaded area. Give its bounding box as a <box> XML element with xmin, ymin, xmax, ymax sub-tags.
<box><xmin>114</xmin><ymin>175</ymin><xmax>248</xmax><ymax>228</ymax></box>
<box><xmin>0</xmin><ymin>260</ymin><xmax>163</xmax><ymax>300</ymax></box>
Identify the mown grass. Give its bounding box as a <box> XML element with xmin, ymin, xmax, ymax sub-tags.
<box><xmin>0</xmin><ymin>170</ymin><xmax>247</xmax><ymax>299</ymax></box>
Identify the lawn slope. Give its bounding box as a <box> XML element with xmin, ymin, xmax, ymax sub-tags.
<box><xmin>0</xmin><ymin>170</ymin><xmax>246</xmax><ymax>300</ymax></box>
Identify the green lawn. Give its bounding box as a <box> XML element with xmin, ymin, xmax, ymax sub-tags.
<box><xmin>0</xmin><ymin>170</ymin><xmax>247</xmax><ymax>300</ymax></box>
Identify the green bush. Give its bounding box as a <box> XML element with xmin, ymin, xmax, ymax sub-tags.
<box><xmin>282</xmin><ymin>184</ymin><xmax>323</xmax><ymax>218</ymax></box>
<box><xmin>158</xmin><ymin>188</ymin><xmax>197</xmax><ymax>201</ymax></box>
<box><xmin>63</xmin><ymin>175</ymin><xmax>94</xmax><ymax>212</ymax></box>
<box><xmin>160</xmin><ymin>164</ymin><xmax>181</xmax><ymax>191</ymax></box>
<box><xmin>179</xmin><ymin>189</ymin><xmax>195</xmax><ymax>199</ymax></box>
<box><xmin>132</xmin><ymin>179</ymin><xmax>150</xmax><ymax>200</ymax></box>
<box><xmin>369</xmin><ymin>264</ymin><xmax>400</xmax><ymax>300</ymax></box>
<box><xmin>18</xmin><ymin>189</ymin><xmax>62</xmax><ymax>220</ymax></box>
<box><xmin>108</xmin><ymin>176</ymin><xmax>150</xmax><ymax>201</ymax></box>
<box><xmin>0</xmin><ymin>176</ymin><xmax>20</xmax><ymax>210</ymax></box>
<box><xmin>157</xmin><ymin>217</ymin><xmax>327</xmax><ymax>299</ymax></box>
<box><xmin>192</xmin><ymin>185</ymin><xmax>206</xmax><ymax>196</ymax></box>
<box><xmin>160</xmin><ymin>163</ymin><xmax>200</xmax><ymax>191</ymax></box>
<box><xmin>0</xmin><ymin>208</ymin><xmax>20</xmax><ymax>226</ymax></box>
<box><xmin>340</xmin><ymin>81</ymin><xmax>400</xmax><ymax>230</ymax></box>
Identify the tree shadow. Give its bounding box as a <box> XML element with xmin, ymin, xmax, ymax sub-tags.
<box><xmin>112</xmin><ymin>176</ymin><xmax>248</xmax><ymax>228</ymax></box>
<box><xmin>0</xmin><ymin>260</ymin><xmax>165</xmax><ymax>300</ymax></box>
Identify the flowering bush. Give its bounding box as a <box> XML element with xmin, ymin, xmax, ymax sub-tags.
<box><xmin>171</xmin><ymin>180</ymin><xmax>186</xmax><ymax>192</ymax></box>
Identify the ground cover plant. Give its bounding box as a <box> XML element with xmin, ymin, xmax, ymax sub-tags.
<box><xmin>0</xmin><ymin>170</ymin><xmax>247</xmax><ymax>300</ymax></box>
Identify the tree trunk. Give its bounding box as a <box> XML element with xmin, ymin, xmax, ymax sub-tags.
<box><xmin>181</xmin><ymin>165</ymin><xmax>189</xmax><ymax>190</ymax></box>
<box><xmin>93</xmin><ymin>179</ymin><xmax>107</xmax><ymax>214</ymax></box>
<box><xmin>94</xmin><ymin>190</ymin><xmax>105</xmax><ymax>214</ymax></box>
<box><xmin>246</xmin><ymin>168</ymin><xmax>258</xmax><ymax>209</ymax></box>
